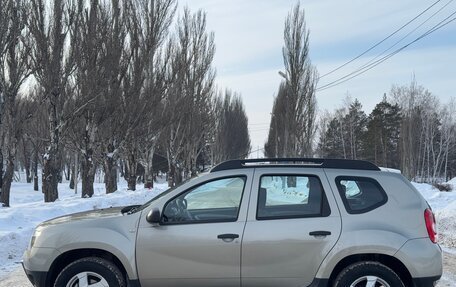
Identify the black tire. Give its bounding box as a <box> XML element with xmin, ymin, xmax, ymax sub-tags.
<box><xmin>54</xmin><ymin>257</ymin><xmax>126</xmax><ymax>287</ymax></box>
<box><xmin>333</xmin><ymin>261</ymin><xmax>405</xmax><ymax>287</ymax></box>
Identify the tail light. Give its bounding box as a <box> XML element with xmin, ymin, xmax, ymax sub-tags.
<box><xmin>424</xmin><ymin>208</ymin><xmax>437</xmax><ymax>244</ymax></box>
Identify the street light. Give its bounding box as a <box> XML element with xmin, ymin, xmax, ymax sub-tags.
<box><xmin>278</xmin><ymin>70</ymin><xmax>288</xmax><ymax>81</ymax></box>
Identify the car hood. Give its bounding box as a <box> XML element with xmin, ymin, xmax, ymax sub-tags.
<box><xmin>40</xmin><ymin>206</ymin><xmax>126</xmax><ymax>227</ymax></box>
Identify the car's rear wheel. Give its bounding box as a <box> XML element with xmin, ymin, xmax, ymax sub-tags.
<box><xmin>333</xmin><ymin>261</ymin><xmax>405</xmax><ymax>287</ymax></box>
<box><xmin>54</xmin><ymin>257</ymin><xmax>126</xmax><ymax>287</ymax></box>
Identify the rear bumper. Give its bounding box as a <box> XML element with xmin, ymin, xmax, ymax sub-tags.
<box><xmin>22</xmin><ymin>262</ymin><xmax>48</xmax><ymax>287</ymax></box>
<box><xmin>413</xmin><ymin>275</ymin><xmax>442</xmax><ymax>287</ymax></box>
<box><xmin>394</xmin><ymin>238</ymin><xmax>442</xmax><ymax>279</ymax></box>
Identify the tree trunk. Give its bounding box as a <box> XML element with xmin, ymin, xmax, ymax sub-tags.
<box><xmin>125</xmin><ymin>149</ymin><xmax>137</xmax><ymax>191</ymax></box>
<box><xmin>65</xmin><ymin>162</ymin><xmax>71</xmax><ymax>181</ymax></box>
<box><xmin>105</xmin><ymin>158</ymin><xmax>117</xmax><ymax>193</ymax></box>
<box><xmin>33</xmin><ymin>149</ymin><xmax>39</xmax><ymax>191</ymax></box>
<box><xmin>69</xmin><ymin>166</ymin><xmax>74</xmax><ymax>189</ymax></box>
<box><xmin>144</xmin><ymin>148</ymin><xmax>155</xmax><ymax>189</ymax></box>
<box><xmin>168</xmin><ymin>162</ymin><xmax>174</xmax><ymax>187</ymax></box>
<box><xmin>73</xmin><ymin>153</ymin><xmax>78</xmax><ymax>194</ymax></box>
<box><xmin>120</xmin><ymin>160</ymin><xmax>125</xmax><ymax>178</ymax></box>
<box><xmin>42</xmin><ymin>104</ymin><xmax>60</xmax><ymax>202</ymax></box>
<box><xmin>69</xmin><ymin>165</ymin><xmax>75</xmax><ymax>189</ymax></box>
<box><xmin>127</xmin><ymin>172</ymin><xmax>136</xmax><ymax>191</ymax></box>
<box><xmin>0</xmin><ymin>147</ymin><xmax>3</xmax><ymax>195</ymax></box>
<box><xmin>104</xmin><ymin>144</ymin><xmax>117</xmax><ymax>194</ymax></box>
<box><xmin>0</xmin><ymin>159</ymin><xmax>14</xmax><ymax>207</ymax></box>
<box><xmin>23</xmin><ymin>142</ymin><xmax>32</xmax><ymax>183</ymax></box>
<box><xmin>42</xmin><ymin>153</ymin><xmax>59</xmax><ymax>202</ymax></box>
<box><xmin>175</xmin><ymin>167</ymin><xmax>183</xmax><ymax>185</ymax></box>
<box><xmin>1</xmin><ymin>93</ymin><xmax>19</xmax><ymax>205</ymax></box>
<box><xmin>81</xmin><ymin>151</ymin><xmax>95</xmax><ymax>198</ymax></box>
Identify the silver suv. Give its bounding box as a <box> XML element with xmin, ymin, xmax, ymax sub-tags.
<box><xmin>22</xmin><ymin>158</ymin><xmax>442</xmax><ymax>287</ymax></box>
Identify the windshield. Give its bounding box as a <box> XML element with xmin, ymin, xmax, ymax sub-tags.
<box><xmin>134</xmin><ymin>177</ymin><xmax>195</xmax><ymax>213</ymax></box>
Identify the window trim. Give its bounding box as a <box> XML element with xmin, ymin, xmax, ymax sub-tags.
<box><xmin>160</xmin><ymin>175</ymin><xmax>247</xmax><ymax>225</ymax></box>
<box><xmin>256</xmin><ymin>174</ymin><xmax>331</xmax><ymax>221</ymax></box>
<box><xmin>335</xmin><ymin>176</ymin><xmax>388</xmax><ymax>214</ymax></box>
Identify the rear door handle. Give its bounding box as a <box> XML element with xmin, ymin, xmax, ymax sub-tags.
<box><xmin>217</xmin><ymin>233</ymin><xmax>239</xmax><ymax>240</ymax></box>
<box><xmin>309</xmin><ymin>231</ymin><xmax>331</xmax><ymax>237</ymax></box>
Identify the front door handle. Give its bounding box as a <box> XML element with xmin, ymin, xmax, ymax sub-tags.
<box><xmin>309</xmin><ymin>231</ymin><xmax>331</xmax><ymax>237</ymax></box>
<box><xmin>217</xmin><ymin>233</ymin><xmax>239</xmax><ymax>240</ymax></box>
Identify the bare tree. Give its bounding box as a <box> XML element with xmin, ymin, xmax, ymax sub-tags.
<box><xmin>136</xmin><ymin>0</ymin><xmax>176</xmax><ymax>189</ymax></box>
<box><xmin>264</xmin><ymin>84</ymin><xmax>287</xmax><ymax>158</ymax></box>
<box><xmin>211</xmin><ymin>90</ymin><xmax>250</xmax><ymax>164</ymax></box>
<box><xmin>440</xmin><ymin>100</ymin><xmax>456</xmax><ymax>181</ymax></box>
<box><xmin>0</xmin><ymin>0</ymin><xmax>8</xmax><ymax>197</ymax></box>
<box><xmin>98</xmin><ymin>0</ymin><xmax>129</xmax><ymax>194</ymax></box>
<box><xmin>0</xmin><ymin>0</ymin><xmax>32</xmax><ymax>207</ymax></box>
<box><xmin>282</xmin><ymin>3</ymin><xmax>318</xmax><ymax>156</ymax></box>
<box><xmin>266</xmin><ymin>3</ymin><xmax>318</xmax><ymax>158</ymax></box>
<box><xmin>390</xmin><ymin>79</ymin><xmax>455</xmax><ymax>182</ymax></box>
<box><xmin>21</xmin><ymin>89</ymin><xmax>48</xmax><ymax>192</ymax></box>
<box><xmin>28</xmin><ymin>0</ymin><xmax>78</xmax><ymax>202</ymax></box>
<box><xmin>68</xmin><ymin>0</ymin><xmax>112</xmax><ymax>198</ymax></box>
<box><xmin>163</xmin><ymin>8</ymin><xmax>216</xmax><ymax>186</ymax></box>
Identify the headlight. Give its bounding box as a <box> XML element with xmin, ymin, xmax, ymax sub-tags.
<box><xmin>29</xmin><ymin>228</ymin><xmax>41</xmax><ymax>249</ymax></box>
<box><xmin>29</xmin><ymin>235</ymin><xmax>36</xmax><ymax>249</ymax></box>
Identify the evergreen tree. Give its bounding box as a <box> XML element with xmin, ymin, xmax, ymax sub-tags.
<box><xmin>343</xmin><ymin>99</ymin><xmax>367</xmax><ymax>159</ymax></box>
<box><xmin>364</xmin><ymin>96</ymin><xmax>402</xmax><ymax>168</ymax></box>
<box><xmin>320</xmin><ymin>117</ymin><xmax>345</xmax><ymax>158</ymax></box>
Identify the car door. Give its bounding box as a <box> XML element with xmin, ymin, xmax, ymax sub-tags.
<box><xmin>241</xmin><ymin>168</ymin><xmax>342</xmax><ymax>287</ymax></box>
<box><xmin>136</xmin><ymin>171</ymin><xmax>253</xmax><ymax>287</ymax></box>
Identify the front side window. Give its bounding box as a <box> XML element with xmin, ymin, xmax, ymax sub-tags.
<box><xmin>336</xmin><ymin>176</ymin><xmax>388</xmax><ymax>214</ymax></box>
<box><xmin>257</xmin><ymin>175</ymin><xmax>330</xmax><ymax>220</ymax></box>
<box><xmin>162</xmin><ymin>176</ymin><xmax>246</xmax><ymax>224</ymax></box>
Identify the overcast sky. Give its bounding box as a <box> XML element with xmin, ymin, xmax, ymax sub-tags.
<box><xmin>181</xmin><ymin>0</ymin><xmax>456</xmax><ymax>154</ymax></box>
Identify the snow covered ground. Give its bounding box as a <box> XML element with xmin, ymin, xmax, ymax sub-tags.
<box><xmin>0</xmin><ymin>176</ymin><xmax>455</xmax><ymax>285</ymax></box>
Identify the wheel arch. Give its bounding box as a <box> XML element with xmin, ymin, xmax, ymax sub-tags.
<box><xmin>327</xmin><ymin>253</ymin><xmax>412</xmax><ymax>287</ymax></box>
<box><xmin>46</xmin><ymin>248</ymin><xmax>129</xmax><ymax>286</ymax></box>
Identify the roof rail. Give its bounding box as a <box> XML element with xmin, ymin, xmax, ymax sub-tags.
<box><xmin>210</xmin><ymin>158</ymin><xmax>380</xmax><ymax>172</ymax></box>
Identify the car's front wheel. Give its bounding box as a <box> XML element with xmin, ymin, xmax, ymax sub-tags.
<box><xmin>333</xmin><ymin>261</ymin><xmax>405</xmax><ymax>287</ymax></box>
<box><xmin>54</xmin><ymin>257</ymin><xmax>126</xmax><ymax>287</ymax></box>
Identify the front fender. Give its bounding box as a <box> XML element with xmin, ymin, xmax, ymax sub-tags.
<box><xmin>33</xmin><ymin>212</ymin><xmax>141</xmax><ymax>279</ymax></box>
<box><xmin>56</xmin><ymin>229</ymin><xmax>137</xmax><ymax>279</ymax></box>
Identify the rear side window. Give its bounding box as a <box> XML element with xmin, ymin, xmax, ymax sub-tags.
<box><xmin>257</xmin><ymin>175</ymin><xmax>330</xmax><ymax>220</ymax></box>
<box><xmin>336</xmin><ymin>176</ymin><xmax>387</xmax><ymax>214</ymax></box>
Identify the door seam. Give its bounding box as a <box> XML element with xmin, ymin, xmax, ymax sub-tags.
<box><xmin>240</xmin><ymin>168</ymin><xmax>256</xmax><ymax>287</ymax></box>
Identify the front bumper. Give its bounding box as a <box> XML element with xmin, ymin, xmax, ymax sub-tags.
<box><xmin>413</xmin><ymin>275</ymin><xmax>442</xmax><ymax>287</ymax></box>
<box><xmin>22</xmin><ymin>262</ymin><xmax>48</xmax><ymax>287</ymax></box>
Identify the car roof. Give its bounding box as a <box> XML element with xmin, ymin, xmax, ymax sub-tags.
<box><xmin>210</xmin><ymin>158</ymin><xmax>380</xmax><ymax>173</ymax></box>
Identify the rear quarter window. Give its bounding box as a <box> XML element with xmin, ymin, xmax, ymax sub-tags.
<box><xmin>335</xmin><ymin>176</ymin><xmax>388</xmax><ymax>214</ymax></box>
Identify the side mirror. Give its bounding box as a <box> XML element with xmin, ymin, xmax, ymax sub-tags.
<box><xmin>146</xmin><ymin>208</ymin><xmax>161</xmax><ymax>226</ymax></box>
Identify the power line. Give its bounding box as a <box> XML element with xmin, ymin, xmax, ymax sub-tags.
<box><xmin>318</xmin><ymin>0</ymin><xmax>443</xmax><ymax>79</ymax></box>
<box><xmin>316</xmin><ymin>10</ymin><xmax>456</xmax><ymax>92</ymax></box>
<box><xmin>355</xmin><ymin>0</ymin><xmax>454</xmax><ymax>76</ymax></box>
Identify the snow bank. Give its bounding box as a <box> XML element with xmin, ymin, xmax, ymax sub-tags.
<box><xmin>413</xmin><ymin>182</ymin><xmax>456</xmax><ymax>247</ymax></box>
<box><xmin>446</xmin><ymin>177</ymin><xmax>456</xmax><ymax>190</ymax></box>
<box><xmin>0</xmin><ymin>181</ymin><xmax>167</xmax><ymax>277</ymax></box>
